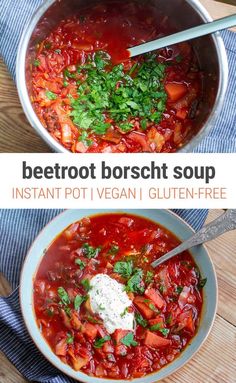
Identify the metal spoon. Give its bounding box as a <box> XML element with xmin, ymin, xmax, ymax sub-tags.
<box><xmin>151</xmin><ymin>209</ymin><xmax>236</xmax><ymax>268</ymax></box>
<box><xmin>128</xmin><ymin>14</ymin><xmax>236</xmax><ymax>58</ymax></box>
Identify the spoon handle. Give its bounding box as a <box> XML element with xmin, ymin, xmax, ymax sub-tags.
<box><xmin>129</xmin><ymin>14</ymin><xmax>236</xmax><ymax>58</ymax></box>
<box><xmin>151</xmin><ymin>210</ymin><xmax>236</xmax><ymax>268</ymax></box>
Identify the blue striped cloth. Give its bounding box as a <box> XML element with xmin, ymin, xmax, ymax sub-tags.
<box><xmin>0</xmin><ymin>0</ymin><xmax>236</xmax><ymax>152</ymax></box>
<box><xmin>0</xmin><ymin>208</ymin><xmax>208</xmax><ymax>382</ymax></box>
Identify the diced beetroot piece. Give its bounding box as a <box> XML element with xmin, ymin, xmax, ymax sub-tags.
<box><xmin>134</xmin><ymin>297</ymin><xmax>154</xmax><ymax>319</ymax></box>
<box><xmin>144</xmin><ymin>287</ymin><xmax>165</xmax><ymax>309</ymax></box>
<box><xmin>177</xmin><ymin>310</ymin><xmax>195</xmax><ymax>333</ymax></box>
<box><xmin>55</xmin><ymin>338</ymin><xmax>67</xmax><ymax>356</ymax></box>
<box><xmin>82</xmin><ymin>323</ymin><xmax>98</xmax><ymax>340</ymax></box>
<box><xmin>115</xmin><ymin>344</ymin><xmax>128</xmax><ymax>356</ymax></box>
<box><xmin>144</xmin><ymin>331</ymin><xmax>171</xmax><ymax>348</ymax></box>
<box><xmin>103</xmin><ymin>341</ymin><xmax>114</xmax><ymax>353</ymax></box>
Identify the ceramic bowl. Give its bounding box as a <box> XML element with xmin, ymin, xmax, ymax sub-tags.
<box><xmin>20</xmin><ymin>209</ymin><xmax>218</xmax><ymax>382</ymax></box>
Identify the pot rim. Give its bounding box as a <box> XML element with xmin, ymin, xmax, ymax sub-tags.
<box><xmin>16</xmin><ymin>0</ymin><xmax>228</xmax><ymax>153</ymax></box>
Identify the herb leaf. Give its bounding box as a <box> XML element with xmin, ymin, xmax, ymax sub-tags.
<box><xmin>114</xmin><ymin>260</ymin><xmax>133</xmax><ymax>279</ymax></box>
<box><xmin>82</xmin><ymin>243</ymin><xmax>101</xmax><ymax>259</ymax></box>
<box><xmin>58</xmin><ymin>287</ymin><xmax>70</xmax><ymax>306</ymax></box>
<box><xmin>108</xmin><ymin>245</ymin><xmax>119</xmax><ymax>255</ymax></box>
<box><xmin>135</xmin><ymin>312</ymin><xmax>148</xmax><ymax>328</ymax></box>
<box><xmin>81</xmin><ymin>278</ymin><xmax>91</xmax><ymax>292</ymax></box>
<box><xmin>75</xmin><ymin>258</ymin><xmax>86</xmax><ymax>269</ymax></box>
<box><xmin>94</xmin><ymin>335</ymin><xmax>111</xmax><ymax>348</ymax></box>
<box><xmin>126</xmin><ymin>269</ymin><xmax>144</xmax><ymax>294</ymax></box>
<box><xmin>120</xmin><ymin>332</ymin><xmax>138</xmax><ymax>347</ymax></box>
<box><xmin>145</xmin><ymin>271</ymin><xmax>154</xmax><ymax>285</ymax></box>
<box><xmin>198</xmin><ymin>278</ymin><xmax>207</xmax><ymax>289</ymax></box>
<box><xmin>66</xmin><ymin>333</ymin><xmax>74</xmax><ymax>344</ymax></box>
<box><xmin>45</xmin><ymin>90</ymin><xmax>57</xmax><ymax>100</ymax></box>
<box><xmin>74</xmin><ymin>295</ymin><xmax>87</xmax><ymax>310</ymax></box>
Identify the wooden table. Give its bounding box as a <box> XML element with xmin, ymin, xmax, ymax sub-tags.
<box><xmin>0</xmin><ymin>0</ymin><xmax>235</xmax><ymax>152</ymax></box>
<box><xmin>0</xmin><ymin>209</ymin><xmax>236</xmax><ymax>382</ymax></box>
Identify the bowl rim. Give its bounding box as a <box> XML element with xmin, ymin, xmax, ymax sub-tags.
<box><xmin>16</xmin><ymin>0</ymin><xmax>228</xmax><ymax>153</ymax></box>
<box><xmin>19</xmin><ymin>209</ymin><xmax>218</xmax><ymax>383</ymax></box>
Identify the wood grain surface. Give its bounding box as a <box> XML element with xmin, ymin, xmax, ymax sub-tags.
<box><xmin>0</xmin><ymin>209</ymin><xmax>236</xmax><ymax>383</ymax></box>
<box><xmin>0</xmin><ymin>0</ymin><xmax>235</xmax><ymax>153</ymax></box>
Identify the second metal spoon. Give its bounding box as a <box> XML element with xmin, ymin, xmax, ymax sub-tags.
<box><xmin>151</xmin><ymin>209</ymin><xmax>236</xmax><ymax>268</ymax></box>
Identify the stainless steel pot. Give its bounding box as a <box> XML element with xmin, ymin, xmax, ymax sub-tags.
<box><xmin>16</xmin><ymin>0</ymin><xmax>228</xmax><ymax>153</ymax></box>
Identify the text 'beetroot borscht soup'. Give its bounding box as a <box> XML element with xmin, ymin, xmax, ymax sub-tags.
<box><xmin>33</xmin><ymin>213</ymin><xmax>206</xmax><ymax>379</ymax></box>
<box><xmin>31</xmin><ymin>0</ymin><xmax>203</xmax><ymax>153</ymax></box>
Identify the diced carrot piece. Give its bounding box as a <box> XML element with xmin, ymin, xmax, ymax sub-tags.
<box><xmin>176</xmin><ymin>108</ymin><xmax>188</xmax><ymax>120</ymax></box>
<box><xmin>127</xmin><ymin>292</ymin><xmax>135</xmax><ymax>301</ymax></box>
<box><xmin>84</xmin><ymin>297</ymin><xmax>93</xmax><ymax>314</ymax></box>
<box><xmin>144</xmin><ymin>287</ymin><xmax>165</xmax><ymax>309</ymax></box>
<box><xmin>70</xmin><ymin>311</ymin><xmax>82</xmax><ymax>330</ymax></box>
<box><xmin>55</xmin><ymin>338</ymin><xmax>67</xmax><ymax>356</ymax></box>
<box><xmin>113</xmin><ymin>329</ymin><xmax>129</xmax><ymax>344</ymax></box>
<box><xmin>82</xmin><ymin>323</ymin><xmax>98</xmax><ymax>340</ymax></box>
<box><xmin>144</xmin><ymin>331</ymin><xmax>171</xmax><ymax>348</ymax></box>
<box><xmin>68</xmin><ymin>349</ymin><xmax>89</xmax><ymax>371</ymax></box>
<box><xmin>133</xmin><ymin>296</ymin><xmax>154</xmax><ymax>319</ymax></box>
<box><xmin>165</xmin><ymin>83</ymin><xmax>188</xmax><ymax>102</ymax></box>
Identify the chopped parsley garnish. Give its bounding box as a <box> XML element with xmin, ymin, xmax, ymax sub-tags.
<box><xmin>94</xmin><ymin>335</ymin><xmax>111</xmax><ymax>348</ymax></box>
<box><xmin>120</xmin><ymin>333</ymin><xmax>138</xmax><ymax>347</ymax></box>
<box><xmin>44</xmin><ymin>42</ymin><xmax>52</xmax><ymax>49</ymax></box>
<box><xmin>113</xmin><ymin>260</ymin><xmax>133</xmax><ymax>279</ymax></box>
<box><xmin>120</xmin><ymin>307</ymin><xmax>128</xmax><ymax>318</ymax></box>
<box><xmin>176</xmin><ymin>54</ymin><xmax>183</xmax><ymax>63</ymax></box>
<box><xmin>66</xmin><ymin>333</ymin><xmax>74</xmax><ymax>344</ymax></box>
<box><xmin>63</xmin><ymin>81</ymin><xmax>69</xmax><ymax>87</ymax></box>
<box><xmin>145</xmin><ymin>271</ymin><xmax>154</xmax><ymax>285</ymax></box>
<box><xmin>45</xmin><ymin>90</ymin><xmax>57</xmax><ymax>100</ymax></box>
<box><xmin>135</xmin><ymin>312</ymin><xmax>148</xmax><ymax>328</ymax></box>
<box><xmin>108</xmin><ymin>245</ymin><xmax>119</xmax><ymax>255</ymax></box>
<box><xmin>176</xmin><ymin>286</ymin><xmax>184</xmax><ymax>294</ymax></box>
<box><xmin>81</xmin><ymin>278</ymin><xmax>91</xmax><ymax>292</ymax></box>
<box><xmin>198</xmin><ymin>278</ymin><xmax>207</xmax><ymax>289</ymax></box>
<box><xmin>126</xmin><ymin>268</ymin><xmax>144</xmax><ymax>294</ymax></box>
<box><xmin>149</xmin><ymin>303</ymin><xmax>160</xmax><ymax>313</ymax></box>
<box><xmin>159</xmin><ymin>328</ymin><xmax>170</xmax><ymax>336</ymax></box>
<box><xmin>149</xmin><ymin>323</ymin><xmax>162</xmax><ymax>331</ymax></box>
<box><xmin>33</xmin><ymin>59</ymin><xmax>40</xmax><ymax>67</ymax></box>
<box><xmin>58</xmin><ymin>287</ymin><xmax>70</xmax><ymax>306</ymax></box>
<box><xmin>74</xmin><ymin>295</ymin><xmax>87</xmax><ymax>310</ymax></box>
<box><xmin>82</xmin><ymin>243</ymin><xmax>101</xmax><ymax>259</ymax></box>
<box><xmin>166</xmin><ymin>314</ymin><xmax>172</xmax><ymax>325</ymax></box>
<box><xmin>150</xmin><ymin>324</ymin><xmax>169</xmax><ymax>336</ymax></box>
<box><xmin>70</xmin><ymin>51</ymin><xmax>167</xmax><ymax>136</ymax></box>
<box><xmin>46</xmin><ymin>308</ymin><xmax>54</xmax><ymax>317</ymax></box>
<box><xmin>79</xmin><ymin>131</ymin><xmax>93</xmax><ymax>147</ymax></box>
<box><xmin>64</xmin><ymin>68</ymin><xmax>76</xmax><ymax>79</ymax></box>
<box><xmin>55</xmin><ymin>49</ymin><xmax>61</xmax><ymax>54</ymax></box>
<box><xmin>75</xmin><ymin>258</ymin><xmax>86</xmax><ymax>270</ymax></box>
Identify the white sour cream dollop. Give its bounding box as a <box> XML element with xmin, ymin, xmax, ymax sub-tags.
<box><xmin>89</xmin><ymin>274</ymin><xmax>134</xmax><ymax>334</ymax></box>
